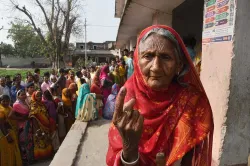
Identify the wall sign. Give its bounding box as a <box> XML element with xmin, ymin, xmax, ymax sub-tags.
<box><xmin>202</xmin><ymin>0</ymin><xmax>236</xmax><ymax>43</ymax></box>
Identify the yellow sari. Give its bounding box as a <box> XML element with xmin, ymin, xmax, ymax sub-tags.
<box><xmin>30</xmin><ymin>92</ymin><xmax>54</xmax><ymax>160</ymax></box>
<box><xmin>0</xmin><ymin>105</ymin><xmax>22</xmax><ymax>166</ymax></box>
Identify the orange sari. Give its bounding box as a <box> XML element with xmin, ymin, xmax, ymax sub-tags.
<box><xmin>106</xmin><ymin>25</ymin><xmax>214</xmax><ymax>166</ymax></box>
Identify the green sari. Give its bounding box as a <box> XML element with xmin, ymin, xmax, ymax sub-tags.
<box><xmin>75</xmin><ymin>84</ymin><xmax>98</xmax><ymax>122</ymax></box>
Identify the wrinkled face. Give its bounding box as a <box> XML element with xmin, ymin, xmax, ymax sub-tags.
<box><xmin>35</xmin><ymin>92</ymin><xmax>42</xmax><ymax>102</ymax></box>
<box><xmin>27</xmin><ymin>86</ymin><xmax>35</xmax><ymax>94</ymax></box>
<box><xmin>0</xmin><ymin>79</ymin><xmax>5</xmax><ymax>87</ymax></box>
<box><xmin>1</xmin><ymin>99</ymin><xmax>10</xmax><ymax>107</ymax></box>
<box><xmin>18</xmin><ymin>91</ymin><xmax>27</xmax><ymax>100</ymax></box>
<box><xmin>138</xmin><ymin>34</ymin><xmax>182</xmax><ymax>90</ymax></box>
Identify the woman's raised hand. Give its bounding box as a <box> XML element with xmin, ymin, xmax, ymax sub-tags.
<box><xmin>113</xmin><ymin>87</ymin><xmax>144</xmax><ymax>162</ymax></box>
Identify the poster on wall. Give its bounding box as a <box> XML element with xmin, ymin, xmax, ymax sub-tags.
<box><xmin>202</xmin><ymin>0</ymin><xmax>236</xmax><ymax>43</ymax></box>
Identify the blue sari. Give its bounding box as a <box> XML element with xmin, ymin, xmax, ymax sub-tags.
<box><xmin>103</xmin><ymin>84</ymin><xmax>119</xmax><ymax>120</ymax></box>
<box><xmin>126</xmin><ymin>57</ymin><xmax>134</xmax><ymax>79</ymax></box>
<box><xmin>75</xmin><ymin>84</ymin><xmax>98</xmax><ymax>122</ymax></box>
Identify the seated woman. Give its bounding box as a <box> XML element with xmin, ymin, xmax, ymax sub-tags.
<box><xmin>30</xmin><ymin>91</ymin><xmax>54</xmax><ymax>160</ymax></box>
<box><xmin>106</xmin><ymin>25</ymin><xmax>214</xmax><ymax>166</ymax></box>
<box><xmin>11</xmin><ymin>90</ymin><xmax>34</xmax><ymax>165</ymax></box>
<box><xmin>103</xmin><ymin>83</ymin><xmax>119</xmax><ymax>120</ymax></box>
<box><xmin>62</xmin><ymin>88</ymin><xmax>75</xmax><ymax>133</ymax></box>
<box><xmin>75</xmin><ymin>83</ymin><xmax>98</xmax><ymax>122</ymax></box>
<box><xmin>0</xmin><ymin>95</ymin><xmax>22</xmax><ymax>166</ymax></box>
<box><xmin>90</xmin><ymin>69</ymin><xmax>104</xmax><ymax>117</ymax></box>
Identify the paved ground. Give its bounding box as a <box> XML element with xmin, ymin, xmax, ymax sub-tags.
<box><xmin>75</xmin><ymin>119</ymin><xmax>111</xmax><ymax>166</ymax></box>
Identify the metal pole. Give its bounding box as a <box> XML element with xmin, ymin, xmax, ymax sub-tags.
<box><xmin>85</xmin><ymin>18</ymin><xmax>87</xmax><ymax>67</ymax></box>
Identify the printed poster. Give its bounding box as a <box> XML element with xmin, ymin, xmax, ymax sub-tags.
<box><xmin>202</xmin><ymin>0</ymin><xmax>236</xmax><ymax>43</ymax></box>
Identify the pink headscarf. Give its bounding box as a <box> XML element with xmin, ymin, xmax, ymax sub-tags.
<box><xmin>99</xmin><ymin>65</ymin><xmax>111</xmax><ymax>81</ymax></box>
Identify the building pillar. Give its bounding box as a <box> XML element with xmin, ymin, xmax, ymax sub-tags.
<box><xmin>152</xmin><ymin>11</ymin><xmax>172</xmax><ymax>26</ymax></box>
<box><xmin>129</xmin><ymin>36</ymin><xmax>137</xmax><ymax>51</ymax></box>
<box><xmin>201</xmin><ymin>0</ymin><xmax>250</xmax><ymax>165</ymax></box>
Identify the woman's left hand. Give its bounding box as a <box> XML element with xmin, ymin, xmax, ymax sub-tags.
<box><xmin>113</xmin><ymin>87</ymin><xmax>144</xmax><ymax>162</ymax></box>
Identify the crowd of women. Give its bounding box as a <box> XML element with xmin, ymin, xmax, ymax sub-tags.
<box><xmin>0</xmin><ymin>55</ymin><xmax>133</xmax><ymax>166</ymax></box>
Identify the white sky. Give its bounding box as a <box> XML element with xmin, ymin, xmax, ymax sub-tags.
<box><xmin>0</xmin><ymin>0</ymin><xmax>120</xmax><ymax>44</ymax></box>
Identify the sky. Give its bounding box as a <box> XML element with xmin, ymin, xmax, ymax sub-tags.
<box><xmin>0</xmin><ymin>0</ymin><xmax>120</xmax><ymax>44</ymax></box>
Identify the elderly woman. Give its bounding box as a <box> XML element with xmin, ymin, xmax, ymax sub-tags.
<box><xmin>106</xmin><ymin>25</ymin><xmax>214</xmax><ymax>166</ymax></box>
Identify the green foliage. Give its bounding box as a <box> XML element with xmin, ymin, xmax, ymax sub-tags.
<box><xmin>8</xmin><ymin>21</ymin><xmax>44</xmax><ymax>57</ymax></box>
<box><xmin>0</xmin><ymin>43</ymin><xmax>15</xmax><ymax>56</ymax></box>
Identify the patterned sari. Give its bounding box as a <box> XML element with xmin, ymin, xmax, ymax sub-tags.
<box><xmin>91</xmin><ymin>73</ymin><xmax>104</xmax><ymax>117</ymax></box>
<box><xmin>13</xmin><ymin>100</ymin><xmax>34</xmax><ymax>164</ymax></box>
<box><xmin>0</xmin><ymin>105</ymin><xmax>22</xmax><ymax>166</ymax></box>
<box><xmin>30</xmin><ymin>91</ymin><xmax>54</xmax><ymax>160</ymax></box>
<box><xmin>106</xmin><ymin>25</ymin><xmax>214</xmax><ymax>166</ymax></box>
<box><xmin>103</xmin><ymin>84</ymin><xmax>119</xmax><ymax>120</ymax></box>
<box><xmin>75</xmin><ymin>83</ymin><xmax>98</xmax><ymax>122</ymax></box>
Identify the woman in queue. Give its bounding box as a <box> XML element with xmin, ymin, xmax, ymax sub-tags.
<box><xmin>0</xmin><ymin>95</ymin><xmax>22</xmax><ymax>166</ymax></box>
<box><xmin>106</xmin><ymin>25</ymin><xmax>214</xmax><ymax>166</ymax></box>
<box><xmin>30</xmin><ymin>91</ymin><xmax>54</xmax><ymax>160</ymax></box>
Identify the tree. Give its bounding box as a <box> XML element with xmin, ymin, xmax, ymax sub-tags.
<box><xmin>0</xmin><ymin>42</ymin><xmax>15</xmax><ymax>67</ymax></box>
<box><xmin>8</xmin><ymin>21</ymin><xmax>43</xmax><ymax>57</ymax></box>
<box><xmin>9</xmin><ymin>0</ymin><xmax>83</xmax><ymax>69</ymax></box>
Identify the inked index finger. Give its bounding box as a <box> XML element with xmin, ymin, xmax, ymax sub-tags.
<box><xmin>113</xmin><ymin>87</ymin><xmax>127</xmax><ymax>123</ymax></box>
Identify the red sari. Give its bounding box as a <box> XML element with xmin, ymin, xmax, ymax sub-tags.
<box><xmin>106</xmin><ymin>25</ymin><xmax>214</xmax><ymax>166</ymax></box>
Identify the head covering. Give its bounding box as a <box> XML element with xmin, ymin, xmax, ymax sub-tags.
<box><xmin>75</xmin><ymin>83</ymin><xmax>91</xmax><ymax>118</ymax></box>
<box><xmin>31</xmin><ymin>91</ymin><xmax>42</xmax><ymax>102</ymax></box>
<box><xmin>68</xmin><ymin>83</ymin><xmax>77</xmax><ymax>95</ymax></box>
<box><xmin>62</xmin><ymin>88</ymin><xmax>72</xmax><ymax>107</ymax></box>
<box><xmin>99</xmin><ymin>66</ymin><xmax>110</xmax><ymax>81</ymax></box>
<box><xmin>107</xmin><ymin>25</ymin><xmax>213</xmax><ymax>166</ymax></box>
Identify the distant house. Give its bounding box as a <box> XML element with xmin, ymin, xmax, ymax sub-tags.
<box><xmin>72</xmin><ymin>41</ymin><xmax>119</xmax><ymax>66</ymax></box>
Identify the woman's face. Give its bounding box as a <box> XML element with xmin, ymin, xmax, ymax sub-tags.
<box><xmin>1</xmin><ymin>99</ymin><xmax>10</xmax><ymax>107</ymax></box>
<box><xmin>138</xmin><ymin>34</ymin><xmax>182</xmax><ymax>90</ymax></box>
<box><xmin>19</xmin><ymin>91</ymin><xmax>27</xmax><ymax>100</ymax></box>
<box><xmin>35</xmin><ymin>92</ymin><xmax>42</xmax><ymax>102</ymax></box>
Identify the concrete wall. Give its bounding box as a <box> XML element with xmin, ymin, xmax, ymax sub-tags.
<box><xmin>2</xmin><ymin>56</ymin><xmax>50</xmax><ymax>67</ymax></box>
<box><xmin>201</xmin><ymin>0</ymin><xmax>250</xmax><ymax>165</ymax></box>
<box><xmin>200</xmin><ymin>42</ymin><xmax>233</xmax><ymax>166</ymax></box>
<box><xmin>172</xmin><ymin>0</ymin><xmax>204</xmax><ymax>41</ymax></box>
<box><xmin>152</xmin><ymin>11</ymin><xmax>172</xmax><ymax>26</ymax></box>
<box><xmin>219</xmin><ymin>0</ymin><xmax>250</xmax><ymax>165</ymax></box>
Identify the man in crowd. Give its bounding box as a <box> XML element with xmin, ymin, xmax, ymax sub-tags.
<box><xmin>41</xmin><ymin>72</ymin><xmax>52</xmax><ymax>93</ymax></box>
<box><xmin>109</xmin><ymin>60</ymin><xmax>116</xmax><ymax>73</ymax></box>
<box><xmin>55</xmin><ymin>68</ymin><xmax>66</xmax><ymax>96</ymax></box>
<box><xmin>11</xmin><ymin>75</ymin><xmax>25</xmax><ymax>102</ymax></box>
<box><xmin>25</xmin><ymin>82</ymin><xmax>35</xmax><ymax>106</ymax></box>
<box><xmin>0</xmin><ymin>77</ymin><xmax>10</xmax><ymax>97</ymax></box>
